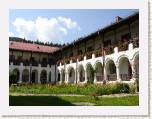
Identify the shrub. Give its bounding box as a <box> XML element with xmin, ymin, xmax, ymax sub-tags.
<box><xmin>129</xmin><ymin>83</ymin><xmax>136</xmax><ymax>93</ymax></box>
<box><xmin>95</xmin><ymin>83</ymin><xmax>130</xmax><ymax>96</ymax></box>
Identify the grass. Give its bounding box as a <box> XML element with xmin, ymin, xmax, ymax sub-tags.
<box><xmin>9</xmin><ymin>83</ymin><xmax>137</xmax><ymax>96</ymax></box>
<box><xmin>9</xmin><ymin>95</ymin><xmax>139</xmax><ymax>106</ymax></box>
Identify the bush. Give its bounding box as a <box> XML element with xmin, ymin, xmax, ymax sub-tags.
<box><xmin>95</xmin><ymin>83</ymin><xmax>130</xmax><ymax>96</ymax></box>
<box><xmin>9</xmin><ymin>72</ymin><xmax>18</xmax><ymax>86</ymax></box>
<box><xmin>129</xmin><ymin>83</ymin><xmax>136</xmax><ymax>94</ymax></box>
<box><xmin>10</xmin><ymin>83</ymin><xmax>136</xmax><ymax>96</ymax></box>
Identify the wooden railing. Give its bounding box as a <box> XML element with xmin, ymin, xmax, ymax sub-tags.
<box><xmin>107</xmin><ymin>74</ymin><xmax>117</xmax><ymax>81</ymax></box>
<box><xmin>120</xmin><ymin>74</ymin><xmax>131</xmax><ymax>81</ymax></box>
<box><xmin>56</xmin><ymin>37</ymin><xmax>139</xmax><ymax>65</ymax></box>
<box><xmin>118</xmin><ymin>41</ymin><xmax>128</xmax><ymax>52</ymax></box>
<box><xmin>104</xmin><ymin>46</ymin><xmax>114</xmax><ymax>55</ymax></box>
<box><xmin>96</xmin><ymin>75</ymin><xmax>104</xmax><ymax>81</ymax></box>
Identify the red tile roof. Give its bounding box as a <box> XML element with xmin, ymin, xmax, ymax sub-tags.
<box><xmin>9</xmin><ymin>41</ymin><xmax>60</xmax><ymax>53</ymax></box>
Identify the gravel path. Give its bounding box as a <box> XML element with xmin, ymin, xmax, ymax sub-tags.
<box><xmin>10</xmin><ymin>93</ymin><xmax>138</xmax><ymax>97</ymax></box>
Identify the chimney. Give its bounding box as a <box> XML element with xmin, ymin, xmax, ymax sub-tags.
<box><xmin>115</xmin><ymin>16</ymin><xmax>122</xmax><ymax>23</ymax></box>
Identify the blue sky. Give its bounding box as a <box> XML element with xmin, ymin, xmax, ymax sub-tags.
<box><xmin>9</xmin><ymin>9</ymin><xmax>138</xmax><ymax>44</ymax></box>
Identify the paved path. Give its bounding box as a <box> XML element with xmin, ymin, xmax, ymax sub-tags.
<box><xmin>10</xmin><ymin>93</ymin><xmax>138</xmax><ymax>97</ymax></box>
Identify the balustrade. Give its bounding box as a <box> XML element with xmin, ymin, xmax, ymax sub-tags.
<box><xmin>107</xmin><ymin>74</ymin><xmax>117</xmax><ymax>81</ymax></box>
<box><xmin>120</xmin><ymin>74</ymin><xmax>131</xmax><ymax>81</ymax></box>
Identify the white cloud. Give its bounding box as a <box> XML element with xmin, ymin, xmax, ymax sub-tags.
<box><xmin>12</xmin><ymin>16</ymin><xmax>80</xmax><ymax>43</ymax></box>
<box><xmin>9</xmin><ymin>32</ymin><xmax>14</xmax><ymax>37</ymax></box>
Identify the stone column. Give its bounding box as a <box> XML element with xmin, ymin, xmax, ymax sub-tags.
<box><xmin>84</xmin><ymin>69</ymin><xmax>88</xmax><ymax>83</ymax></box>
<box><xmin>18</xmin><ymin>63</ymin><xmax>23</xmax><ymax>83</ymax></box>
<box><xmin>130</xmin><ymin>61</ymin><xmax>136</xmax><ymax>82</ymax></box>
<box><xmin>103</xmin><ymin>67</ymin><xmax>107</xmax><ymax>81</ymax></box>
<box><xmin>38</xmin><ymin>64</ymin><xmax>41</xmax><ymax>84</ymax></box>
<box><xmin>116</xmin><ymin>63</ymin><xmax>121</xmax><ymax>82</ymax></box>
<box><xmin>77</xmin><ymin>70</ymin><xmax>80</xmax><ymax>83</ymax></box>
<box><xmin>47</xmin><ymin>65</ymin><xmax>50</xmax><ymax>83</ymax></box>
<box><xmin>28</xmin><ymin>68</ymin><xmax>31</xmax><ymax>83</ymax></box>
<box><xmin>19</xmin><ymin>69</ymin><xmax>23</xmax><ymax>84</ymax></box>
<box><xmin>129</xmin><ymin>43</ymin><xmax>133</xmax><ymax>51</ymax></box>
<box><xmin>94</xmin><ymin>73</ymin><xmax>97</xmax><ymax>84</ymax></box>
<box><xmin>66</xmin><ymin>70</ymin><xmax>69</xmax><ymax>84</ymax></box>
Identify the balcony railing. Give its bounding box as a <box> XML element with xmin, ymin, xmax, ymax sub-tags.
<box><xmin>107</xmin><ymin>74</ymin><xmax>117</xmax><ymax>81</ymax></box>
<box><xmin>104</xmin><ymin>46</ymin><xmax>114</xmax><ymax>55</ymax></box>
<box><xmin>118</xmin><ymin>41</ymin><xmax>128</xmax><ymax>52</ymax></box>
<box><xmin>78</xmin><ymin>54</ymin><xmax>84</xmax><ymax>61</ymax></box>
<box><xmin>120</xmin><ymin>74</ymin><xmax>131</xmax><ymax>81</ymax></box>
<box><xmin>41</xmin><ymin>61</ymin><xmax>47</xmax><ymax>67</ymax></box>
<box><xmin>86</xmin><ymin>51</ymin><xmax>93</xmax><ymax>59</ymax></box>
<box><xmin>9</xmin><ymin>59</ymin><xmax>49</xmax><ymax>67</ymax></box>
<box><xmin>94</xmin><ymin>49</ymin><xmax>102</xmax><ymax>58</ymax></box>
<box><xmin>132</xmin><ymin>37</ymin><xmax>139</xmax><ymax>48</ymax></box>
<box><xmin>96</xmin><ymin>75</ymin><xmax>104</xmax><ymax>81</ymax></box>
<box><xmin>80</xmin><ymin>77</ymin><xmax>85</xmax><ymax>82</ymax></box>
<box><xmin>57</xmin><ymin>37</ymin><xmax>139</xmax><ymax>66</ymax></box>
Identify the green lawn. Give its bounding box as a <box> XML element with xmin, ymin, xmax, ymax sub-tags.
<box><xmin>10</xmin><ymin>83</ymin><xmax>137</xmax><ymax>96</ymax></box>
<box><xmin>9</xmin><ymin>95</ymin><xmax>139</xmax><ymax>106</ymax></box>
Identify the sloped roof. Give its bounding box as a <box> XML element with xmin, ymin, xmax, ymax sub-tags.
<box><xmin>9</xmin><ymin>41</ymin><xmax>60</xmax><ymax>53</ymax></box>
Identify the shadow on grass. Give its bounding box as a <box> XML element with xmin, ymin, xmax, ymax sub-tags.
<box><xmin>9</xmin><ymin>96</ymin><xmax>75</xmax><ymax>106</ymax></box>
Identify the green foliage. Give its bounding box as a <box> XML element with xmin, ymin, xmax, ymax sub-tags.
<box><xmin>95</xmin><ymin>83</ymin><xmax>134</xmax><ymax>95</ymax></box>
<box><xmin>10</xmin><ymin>83</ymin><xmax>137</xmax><ymax>96</ymax></box>
<box><xmin>9</xmin><ymin>71</ymin><xmax>18</xmax><ymax>86</ymax></box>
<box><xmin>87</xmin><ymin>65</ymin><xmax>95</xmax><ymax>84</ymax></box>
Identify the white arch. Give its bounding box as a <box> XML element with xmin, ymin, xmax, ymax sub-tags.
<box><xmin>68</xmin><ymin>66</ymin><xmax>75</xmax><ymax>84</ymax></box>
<box><xmin>86</xmin><ymin>63</ymin><xmax>94</xmax><ymax>83</ymax></box>
<box><xmin>78</xmin><ymin>64</ymin><xmax>85</xmax><ymax>82</ymax></box>
<box><xmin>40</xmin><ymin>69</ymin><xmax>47</xmax><ymax>84</ymax></box>
<box><xmin>31</xmin><ymin>69</ymin><xmax>38</xmax><ymax>83</ymax></box>
<box><xmin>22</xmin><ymin>69</ymin><xmax>29</xmax><ymax>83</ymax></box>
<box><xmin>118</xmin><ymin>56</ymin><xmax>132</xmax><ymax>81</ymax></box>
<box><xmin>105</xmin><ymin>59</ymin><xmax>117</xmax><ymax>81</ymax></box>
<box><xmin>117</xmin><ymin>54</ymin><xmax>130</xmax><ymax>65</ymax></box>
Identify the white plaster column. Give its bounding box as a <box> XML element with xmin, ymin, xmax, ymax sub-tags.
<box><xmin>92</xmin><ymin>54</ymin><xmax>95</xmax><ymax>59</ymax></box>
<box><xmin>59</xmin><ymin>70</ymin><xmax>62</xmax><ymax>84</ymax></box>
<box><xmin>47</xmin><ymin>65</ymin><xmax>50</xmax><ymax>83</ymax></box>
<box><xmin>38</xmin><ymin>64</ymin><xmax>41</xmax><ymax>83</ymax></box>
<box><xmin>59</xmin><ymin>71</ymin><xmax>62</xmax><ymax>83</ymax></box>
<box><xmin>65</xmin><ymin>70</ymin><xmax>69</xmax><ymax>84</ymax></box>
<box><xmin>28</xmin><ymin>68</ymin><xmax>31</xmax><ymax>83</ymax></box>
<box><xmin>84</xmin><ymin>69</ymin><xmax>88</xmax><ymax>83</ymax></box>
<box><xmin>77</xmin><ymin>70</ymin><xmax>80</xmax><ymax>83</ymax></box>
<box><xmin>130</xmin><ymin>61</ymin><xmax>136</xmax><ymax>81</ymax></box>
<box><xmin>18</xmin><ymin>69</ymin><xmax>23</xmax><ymax>83</ymax></box>
<box><xmin>18</xmin><ymin>63</ymin><xmax>23</xmax><ymax>83</ymax></box>
<box><xmin>94</xmin><ymin>73</ymin><xmax>97</xmax><ymax>83</ymax></box>
<box><xmin>129</xmin><ymin>43</ymin><xmax>133</xmax><ymax>51</ymax></box>
<box><xmin>74</xmin><ymin>70</ymin><xmax>77</xmax><ymax>84</ymax></box>
<box><xmin>103</xmin><ymin>67</ymin><xmax>107</xmax><ymax>81</ymax></box>
<box><xmin>116</xmin><ymin>63</ymin><xmax>121</xmax><ymax>82</ymax></box>
<box><xmin>114</xmin><ymin>47</ymin><xmax>118</xmax><ymax>54</ymax></box>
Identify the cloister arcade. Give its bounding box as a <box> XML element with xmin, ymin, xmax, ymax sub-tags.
<box><xmin>9</xmin><ymin>45</ymin><xmax>139</xmax><ymax>85</ymax></box>
<box><xmin>58</xmin><ymin>46</ymin><xmax>139</xmax><ymax>84</ymax></box>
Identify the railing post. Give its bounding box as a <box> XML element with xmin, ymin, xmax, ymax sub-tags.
<box><xmin>129</xmin><ymin>43</ymin><xmax>133</xmax><ymax>51</ymax></box>
<box><xmin>84</xmin><ymin>56</ymin><xmax>86</xmax><ymax>60</ymax></box>
<box><xmin>114</xmin><ymin>47</ymin><xmax>118</xmax><ymax>54</ymax></box>
<box><xmin>92</xmin><ymin>53</ymin><xmax>95</xmax><ymax>59</ymax></box>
